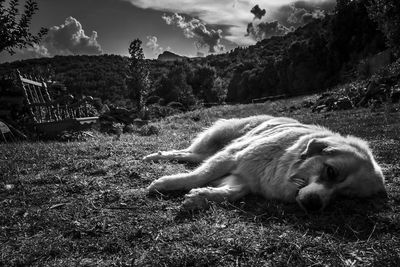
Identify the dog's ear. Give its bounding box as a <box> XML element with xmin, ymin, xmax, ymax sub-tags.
<box><xmin>300</xmin><ymin>138</ymin><xmax>330</xmax><ymax>159</ymax></box>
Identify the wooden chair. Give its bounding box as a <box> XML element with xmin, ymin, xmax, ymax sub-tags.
<box><xmin>17</xmin><ymin>71</ymin><xmax>98</xmax><ymax>135</ymax></box>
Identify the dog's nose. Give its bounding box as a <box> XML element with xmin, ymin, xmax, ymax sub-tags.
<box><xmin>301</xmin><ymin>194</ymin><xmax>323</xmax><ymax>212</ymax></box>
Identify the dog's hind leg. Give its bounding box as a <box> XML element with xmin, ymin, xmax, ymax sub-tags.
<box><xmin>147</xmin><ymin>152</ymin><xmax>234</xmax><ymax>193</ymax></box>
<box><xmin>142</xmin><ymin>119</ymin><xmax>233</xmax><ymax>164</ymax></box>
<box><xmin>181</xmin><ymin>174</ymin><xmax>250</xmax><ymax>210</ymax></box>
<box><xmin>144</xmin><ymin>116</ymin><xmax>270</xmax><ymax>163</ymax></box>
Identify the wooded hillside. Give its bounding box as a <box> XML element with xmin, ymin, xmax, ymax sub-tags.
<box><xmin>0</xmin><ymin>1</ymin><xmax>391</xmax><ymax>109</ymax></box>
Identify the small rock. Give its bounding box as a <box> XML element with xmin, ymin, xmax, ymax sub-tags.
<box><xmin>335</xmin><ymin>97</ymin><xmax>353</xmax><ymax>110</ymax></box>
<box><xmin>302</xmin><ymin>100</ymin><xmax>314</xmax><ymax>108</ymax></box>
<box><xmin>123</xmin><ymin>124</ymin><xmax>136</xmax><ymax>133</ymax></box>
<box><xmin>133</xmin><ymin>118</ymin><xmax>148</xmax><ymax>127</ymax></box>
<box><xmin>5</xmin><ymin>184</ymin><xmax>14</xmax><ymax>190</ymax></box>
<box><xmin>313</xmin><ymin>104</ymin><xmax>327</xmax><ymax>113</ymax></box>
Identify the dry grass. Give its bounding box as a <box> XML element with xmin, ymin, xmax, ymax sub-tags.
<box><xmin>1</xmin><ymin>98</ymin><xmax>400</xmax><ymax>266</ymax></box>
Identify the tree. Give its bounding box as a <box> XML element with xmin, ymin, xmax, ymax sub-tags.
<box><xmin>127</xmin><ymin>38</ymin><xmax>150</xmax><ymax>110</ymax></box>
<box><xmin>190</xmin><ymin>65</ymin><xmax>217</xmax><ymax>103</ymax></box>
<box><xmin>366</xmin><ymin>0</ymin><xmax>400</xmax><ymax>57</ymax></box>
<box><xmin>212</xmin><ymin>76</ymin><xmax>228</xmax><ymax>103</ymax></box>
<box><xmin>0</xmin><ymin>0</ymin><xmax>48</xmax><ymax>54</ymax></box>
<box><xmin>155</xmin><ymin>64</ymin><xmax>197</xmax><ymax>108</ymax></box>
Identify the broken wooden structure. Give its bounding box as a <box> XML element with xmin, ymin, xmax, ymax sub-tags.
<box><xmin>0</xmin><ymin>120</ymin><xmax>14</xmax><ymax>142</ymax></box>
<box><xmin>17</xmin><ymin>71</ymin><xmax>98</xmax><ymax>136</ymax></box>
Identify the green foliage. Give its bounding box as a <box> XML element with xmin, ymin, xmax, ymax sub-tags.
<box><xmin>128</xmin><ymin>39</ymin><xmax>150</xmax><ymax>110</ymax></box>
<box><xmin>366</xmin><ymin>0</ymin><xmax>400</xmax><ymax>57</ymax></box>
<box><xmin>155</xmin><ymin>64</ymin><xmax>197</xmax><ymax>108</ymax></box>
<box><xmin>222</xmin><ymin>0</ymin><xmax>386</xmax><ymax>102</ymax></box>
<box><xmin>331</xmin><ymin>0</ymin><xmax>385</xmax><ymax>62</ymax></box>
<box><xmin>212</xmin><ymin>76</ymin><xmax>228</xmax><ymax>103</ymax></box>
<box><xmin>190</xmin><ymin>65</ymin><xmax>220</xmax><ymax>103</ymax></box>
<box><xmin>191</xmin><ymin>65</ymin><xmax>215</xmax><ymax>94</ymax></box>
<box><xmin>152</xmin><ymin>63</ymin><xmax>228</xmax><ymax>107</ymax></box>
<box><xmin>0</xmin><ymin>0</ymin><xmax>47</xmax><ymax>55</ymax></box>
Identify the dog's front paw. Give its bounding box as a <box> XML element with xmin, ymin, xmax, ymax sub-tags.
<box><xmin>143</xmin><ymin>151</ymin><xmax>162</xmax><ymax>162</ymax></box>
<box><xmin>181</xmin><ymin>188</ymin><xmax>211</xmax><ymax>210</ymax></box>
<box><xmin>147</xmin><ymin>177</ymin><xmax>168</xmax><ymax>194</ymax></box>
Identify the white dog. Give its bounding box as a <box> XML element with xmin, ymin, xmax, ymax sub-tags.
<box><xmin>144</xmin><ymin>115</ymin><xmax>386</xmax><ymax>212</ymax></box>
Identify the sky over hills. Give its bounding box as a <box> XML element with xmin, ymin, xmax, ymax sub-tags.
<box><xmin>0</xmin><ymin>0</ymin><xmax>336</xmax><ymax>63</ymax></box>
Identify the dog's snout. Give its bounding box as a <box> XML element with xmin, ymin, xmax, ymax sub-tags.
<box><xmin>301</xmin><ymin>194</ymin><xmax>323</xmax><ymax>212</ymax></box>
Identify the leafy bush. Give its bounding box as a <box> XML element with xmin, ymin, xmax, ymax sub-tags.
<box><xmin>367</xmin><ymin>0</ymin><xmax>400</xmax><ymax>57</ymax></box>
<box><xmin>139</xmin><ymin>124</ymin><xmax>159</xmax><ymax>136</ymax></box>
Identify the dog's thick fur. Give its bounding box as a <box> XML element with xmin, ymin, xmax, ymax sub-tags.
<box><xmin>144</xmin><ymin>115</ymin><xmax>386</xmax><ymax>211</ymax></box>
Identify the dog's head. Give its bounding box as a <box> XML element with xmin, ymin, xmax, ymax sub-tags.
<box><xmin>290</xmin><ymin>135</ymin><xmax>386</xmax><ymax>212</ymax></box>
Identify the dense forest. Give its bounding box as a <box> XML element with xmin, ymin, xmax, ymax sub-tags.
<box><xmin>0</xmin><ymin>0</ymin><xmax>396</xmax><ymax>110</ymax></box>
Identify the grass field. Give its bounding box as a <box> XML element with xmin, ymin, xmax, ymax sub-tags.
<box><xmin>1</xmin><ymin>97</ymin><xmax>400</xmax><ymax>266</ymax></box>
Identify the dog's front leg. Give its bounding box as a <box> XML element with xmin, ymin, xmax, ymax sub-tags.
<box><xmin>181</xmin><ymin>174</ymin><xmax>249</xmax><ymax>210</ymax></box>
<box><xmin>147</xmin><ymin>152</ymin><xmax>234</xmax><ymax>193</ymax></box>
<box><xmin>143</xmin><ymin>149</ymin><xmax>207</xmax><ymax>163</ymax></box>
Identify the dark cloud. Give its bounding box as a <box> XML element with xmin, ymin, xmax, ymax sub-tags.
<box><xmin>286</xmin><ymin>6</ymin><xmax>325</xmax><ymax>25</ymax></box>
<box><xmin>293</xmin><ymin>0</ymin><xmax>336</xmax><ymax>12</ymax></box>
<box><xmin>246</xmin><ymin>4</ymin><xmax>290</xmax><ymax>41</ymax></box>
<box><xmin>246</xmin><ymin>0</ymin><xmax>335</xmax><ymax>41</ymax></box>
<box><xmin>162</xmin><ymin>13</ymin><xmax>225</xmax><ymax>53</ymax></box>
<box><xmin>275</xmin><ymin>1</ymin><xmax>335</xmax><ymax>28</ymax></box>
<box><xmin>251</xmin><ymin>5</ymin><xmax>266</xmax><ymax>20</ymax></box>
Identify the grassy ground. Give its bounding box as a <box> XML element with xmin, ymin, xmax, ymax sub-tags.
<box><xmin>1</xmin><ymin>97</ymin><xmax>400</xmax><ymax>266</ymax></box>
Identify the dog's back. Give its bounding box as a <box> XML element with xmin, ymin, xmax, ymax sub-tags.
<box><xmin>188</xmin><ymin>115</ymin><xmax>299</xmax><ymax>158</ymax></box>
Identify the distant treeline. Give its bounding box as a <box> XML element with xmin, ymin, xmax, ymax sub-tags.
<box><xmin>0</xmin><ymin>1</ymin><xmax>394</xmax><ymax>109</ymax></box>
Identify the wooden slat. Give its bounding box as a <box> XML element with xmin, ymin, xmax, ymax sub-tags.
<box><xmin>42</xmin><ymin>81</ymin><xmax>52</xmax><ymax>102</ymax></box>
<box><xmin>20</xmin><ymin>77</ymin><xmax>43</xmax><ymax>87</ymax></box>
<box><xmin>22</xmin><ymin>83</ymin><xmax>33</xmax><ymax>104</ymax></box>
<box><xmin>32</xmin><ymin>86</ymin><xmax>40</xmax><ymax>103</ymax></box>
<box><xmin>28</xmin><ymin>103</ymin><xmax>55</xmax><ymax>107</ymax></box>
<box><xmin>36</xmin><ymin>84</ymin><xmax>45</xmax><ymax>103</ymax></box>
<box><xmin>18</xmin><ymin>75</ymin><xmax>37</xmax><ymax>122</ymax></box>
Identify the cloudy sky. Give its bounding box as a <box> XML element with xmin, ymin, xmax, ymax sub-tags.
<box><xmin>0</xmin><ymin>0</ymin><xmax>336</xmax><ymax>63</ymax></box>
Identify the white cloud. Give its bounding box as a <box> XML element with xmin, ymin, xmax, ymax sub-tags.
<box><xmin>22</xmin><ymin>16</ymin><xmax>103</xmax><ymax>58</ymax></box>
<box><xmin>26</xmin><ymin>44</ymin><xmax>50</xmax><ymax>57</ymax></box>
<box><xmin>162</xmin><ymin>13</ymin><xmax>224</xmax><ymax>53</ymax></box>
<box><xmin>124</xmin><ymin>0</ymin><xmax>335</xmax><ymax>45</ymax></box>
<box><xmin>146</xmin><ymin>35</ymin><xmax>163</xmax><ymax>56</ymax></box>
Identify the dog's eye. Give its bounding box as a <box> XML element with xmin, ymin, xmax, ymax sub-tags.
<box><xmin>326</xmin><ymin>164</ymin><xmax>338</xmax><ymax>180</ymax></box>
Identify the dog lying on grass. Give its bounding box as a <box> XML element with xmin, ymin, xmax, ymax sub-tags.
<box><xmin>144</xmin><ymin>115</ymin><xmax>386</xmax><ymax>212</ymax></box>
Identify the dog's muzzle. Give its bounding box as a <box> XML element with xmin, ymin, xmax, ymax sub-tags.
<box><xmin>299</xmin><ymin>193</ymin><xmax>323</xmax><ymax>212</ymax></box>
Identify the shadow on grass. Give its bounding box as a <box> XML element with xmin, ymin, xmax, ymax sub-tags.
<box><xmin>241</xmin><ymin>195</ymin><xmax>393</xmax><ymax>241</ymax></box>
<box><xmin>169</xmin><ymin>192</ymin><xmax>392</xmax><ymax>242</ymax></box>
